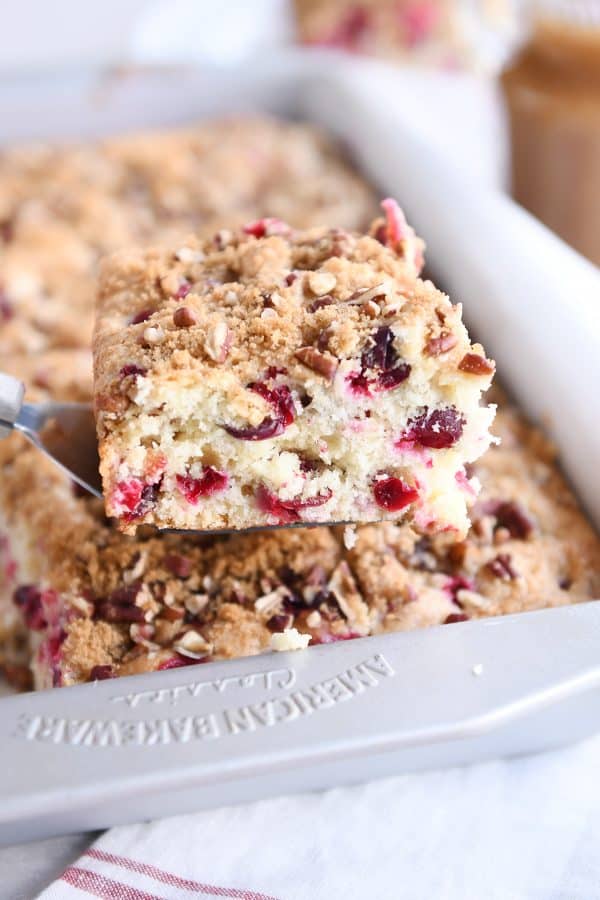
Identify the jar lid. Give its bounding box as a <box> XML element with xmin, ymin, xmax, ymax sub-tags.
<box><xmin>530</xmin><ymin>0</ymin><xmax>600</xmax><ymax>28</ymax></box>
<box><xmin>522</xmin><ymin>1</ymin><xmax>600</xmax><ymax>78</ymax></box>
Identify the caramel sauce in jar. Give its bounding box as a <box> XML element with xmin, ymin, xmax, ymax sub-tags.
<box><xmin>502</xmin><ymin>16</ymin><xmax>600</xmax><ymax>265</ymax></box>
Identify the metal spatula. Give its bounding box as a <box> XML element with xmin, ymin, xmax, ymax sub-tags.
<box><xmin>0</xmin><ymin>372</ymin><xmax>102</xmax><ymax>498</ymax></box>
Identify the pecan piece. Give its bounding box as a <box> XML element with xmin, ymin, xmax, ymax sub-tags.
<box><xmin>295</xmin><ymin>346</ymin><xmax>338</xmax><ymax>380</ymax></box>
<box><xmin>97</xmin><ymin>602</ymin><xmax>145</xmax><ymax>624</ymax></box>
<box><xmin>173</xmin><ymin>306</ymin><xmax>197</xmax><ymax>328</ymax></box>
<box><xmin>307</xmin><ymin>271</ymin><xmax>336</xmax><ymax>296</ymax></box>
<box><xmin>425</xmin><ymin>331</ymin><xmax>458</xmax><ymax>356</ymax></box>
<box><xmin>205</xmin><ymin>320</ymin><xmax>230</xmax><ymax>362</ymax></box>
<box><xmin>95</xmin><ymin>391</ymin><xmax>129</xmax><ymax>414</ymax></box>
<box><xmin>458</xmin><ymin>353</ymin><xmax>495</xmax><ymax>375</ymax></box>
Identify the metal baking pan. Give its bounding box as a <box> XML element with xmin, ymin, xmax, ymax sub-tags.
<box><xmin>0</xmin><ymin>56</ymin><xmax>598</xmax><ymax>845</ymax></box>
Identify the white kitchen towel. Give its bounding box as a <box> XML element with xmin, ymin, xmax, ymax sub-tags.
<box><xmin>37</xmin><ymin>732</ymin><xmax>600</xmax><ymax>899</ymax></box>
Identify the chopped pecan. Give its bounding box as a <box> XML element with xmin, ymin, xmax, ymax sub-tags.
<box><xmin>307</xmin><ymin>271</ymin><xmax>337</xmax><ymax>296</ymax></box>
<box><xmin>458</xmin><ymin>353</ymin><xmax>495</xmax><ymax>375</ymax></box>
<box><xmin>295</xmin><ymin>346</ymin><xmax>338</xmax><ymax>380</ymax></box>
<box><xmin>95</xmin><ymin>391</ymin><xmax>129</xmax><ymax>414</ymax></box>
<box><xmin>173</xmin><ymin>306</ymin><xmax>197</xmax><ymax>328</ymax></box>
<box><xmin>97</xmin><ymin>602</ymin><xmax>145</xmax><ymax>624</ymax></box>
<box><xmin>164</xmin><ymin>554</ymin><xmax>193</xmax><ymax>578</ymax></box>
<box><xmin>205</xmin><ymin>320</ymin><xmax>230</xmax><ymax>362</ymax></box>
<box><xmin>361</xmin><ymin>299</ymin><xmax>380</xmax><ymax>318</ymax></box>
<box><xmin>160</xmin><ymin>605</ymin><xmax>185</xmax><ymax>622</ymax></box>
<box><xmin>425</xmin><ymin>331</ymin><xmax>458</xmax><ymax>356</ymax></box>
<box><xmin>308</xmin><ymin>296</ymin><xmax>334</xmax><ymax>313</ymax></box>
<box><xmin>142</xmin><ymin>324</ymin><xmax>165</xmax><ymax>346</ymax></box>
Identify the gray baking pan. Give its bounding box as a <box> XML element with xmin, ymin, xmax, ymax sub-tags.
<box><xmin>0</xmin><ymin>59</ymin><xmax>598</xmax><ymax>844</ymax></box>
<box><xmin>2</xmin><ymin>603</ymin><xmax>600</xmax><ymax>846</ymax></box>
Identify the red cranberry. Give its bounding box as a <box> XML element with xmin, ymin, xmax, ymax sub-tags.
<box><xmin>265</xmin><ymin>366</ymin><xmax>288</xmax><ymax>379</ymax></box>
<box><xmin>487</xmin><ymin>553</ymin><xmax>517</xmax><ymax>580</ymax></box>
<box><xmin>377</xmin><ymin>365</ymin><xmax>411</xmax><ymax>390</ymax></box>
<box><xmin>224</xmin><ymin>382</ymin><xmax>295</xmax><ymax>441</ymax></box>
<box><xmin>285</xmin><ymin>273</ymin><xmax>298</xmax><ymax>286</ymax></box>
<box><xmin>129</xmin><ymin>308</ymin><xmax>153</xmax><ymax>325</ymax></box>
<box><xmin>373</xmin><ymin>477</ymin><xmax>418</xmax><ymax>512</ymax></box>
<box><xmin>444</xmin><ymin>575</ymin><xmax>475</xmax><ymax>606</ymax></box>
<box><xmin>175</xmin><ymin>281</ymin><xmax>191</xmax><ymax>299</ymax></box>
<box><xmin>0</xmin><ymin>220</ymin><xmax>14</xmax><ymax>243</ymax></box>
<box><xmin>362</xmin><ymin>326</ymin><xmax>396</xmax><ymax>370</ymax></box>
<box><xmin>89</xmin><ymin>665</ymin><xmax>114</xmax><ymax>681</ymax></box>
<box><xmin>0</xmin><ymin>289</ymin><xmax>13</xmax><ymax>322</ymax></box>
<box><xmin>158</xmin><ymin>654</ymin><xmax>208</xmax><ymax>671</ymax></box>
<box><xmin>249</xmin><ymin>383</ymin><xmax>295</xmax><ymax>426</ymax></box>
<box><xmin>485</xmin><ymin>500</ymin><xmax>534</xmax><ymax>540</ymax></box>
<box><xmin>119</xmin><ymin>364</ymin><xmax>147</xmax><ymax>379</ymax></box>
<box><xmin>400</xmin><ymin>1</ymin><xmax>439</xmax><ymax>47</ymax></box>
<box><xmin>347</xmin><ymin>371</ymin><xmax>373</xmax><ymax>397</ymax></box>
<box><xmin>43</xmin><ymin>630</ymin><xmax>66</xmax><ymax>687</ymax></box>
<box><xmin>311</xmin><ymin>6</ymin><xmax>369</xmax><ymax>49</ymax></box>
<box><xmin>114</xmin><ymin>477</ymin><xmax>161</xmax><ymax>522</ymax></box>
<box><xmin>299</xmin><ymin>457</ymin><xmax>320</xmax><ymax>473</ymax></box>
<box><xmin>243</xmin><ymin>217</ymin><xmax>289</xmax><ymax>238</ymax></box>
<box><xmin>347</xmin><ymin>326</ymin><xmax>411</xmax><ymax>396</ymax></box>
<box><xmin>444</xmin><ymin>613</ymin><xmax>469</xmax><ymax>625</ymax></box>
<box><xmin>313</xmin><ymin>631</ymin><xmax>362</xmax><ymax>644</ymax></box>
<box><xmin>13</xmin><ymin>585</ymin><xmax>47</xmax><ymax>630</ymax></box>
<box><xmin>176</xmin><ymin>467</ymin><xmax>228</xmax><ymax>504</ymax></box>
<box><xmin>402</xmin><ymin>408</ymin><xmax>465</xmax><ymax>449</ymax></box>
<box><xmin>256</xmin><ymin>485</ymin><xmax>333</xmax><ymax>524</ymax></box>
<box><xmin>224</xmin><ymin>416</ymin><xmax>284</xmax><ymax>441</ymax></box>
<box><xmin>267</xmin><ymin>613</ymin><xmax>294</xmax><ymax>632</ymax></box>
<box><xmin>113</xmin><ymin>478</ymin><xmax>144</xmax><ymax>514</ymax></box>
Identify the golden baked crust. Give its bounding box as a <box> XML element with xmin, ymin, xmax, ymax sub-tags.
<box><xmin>0</xmin><ymin>118</ymin><xmax>377</xmax><ymax>355</ymax></box>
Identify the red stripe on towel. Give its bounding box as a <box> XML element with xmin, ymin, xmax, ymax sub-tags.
<box><xmin>62</xmin><ymin>865</ymin><xmax>162</xmax><ymax>899</ymax></box>
<box><xmin>85</xmin><ymin>848</ymin><xmax>280</xmax><ymax>900</ymax></box>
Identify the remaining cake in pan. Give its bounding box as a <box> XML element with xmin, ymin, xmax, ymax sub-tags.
<box><xmin>344</xmin><ymin>390</ymin><xmax>600</xmax><ymax>633</ymax></box>
<box><xmin>93</xmin><ymin>200</ymin><xmax>496</xmax><ymax>537</ymax></box>
<box><xmin>1</xmin><ymin>358</ymin><xmax>599</xmax><ymax>690</ymax></box>
<box><xmin>0</xmin><ymin>354</ymin><xmax>369</xmax><ymax>687</ymax></box>
<box><xmin>0</xmin><ymin>118</ymin><xmax>377</xmax><ymax>355</ymax></box>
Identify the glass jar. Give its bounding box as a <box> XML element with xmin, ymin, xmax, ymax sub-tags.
<box><xmin>501</xmin><ymin>4</ymin><xmax>600</xmax><ymax>266</ymax></box>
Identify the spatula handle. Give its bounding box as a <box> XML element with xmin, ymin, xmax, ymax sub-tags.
<box><xmin>0</xmin><ymin>373</ymin><xmax>24</xmax><ymax>440</ymax></box>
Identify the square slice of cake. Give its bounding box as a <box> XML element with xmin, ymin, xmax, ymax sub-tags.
<box><xmin>93</xmin><ymin>200</ymin><xmax>496</xmax><ymax>536</ymax></box>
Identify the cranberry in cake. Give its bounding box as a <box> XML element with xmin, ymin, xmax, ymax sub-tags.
<box><xmin>93</xmin><ymin>200</ymin><xmax>496</xmax><ymax>536</ymax></box>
